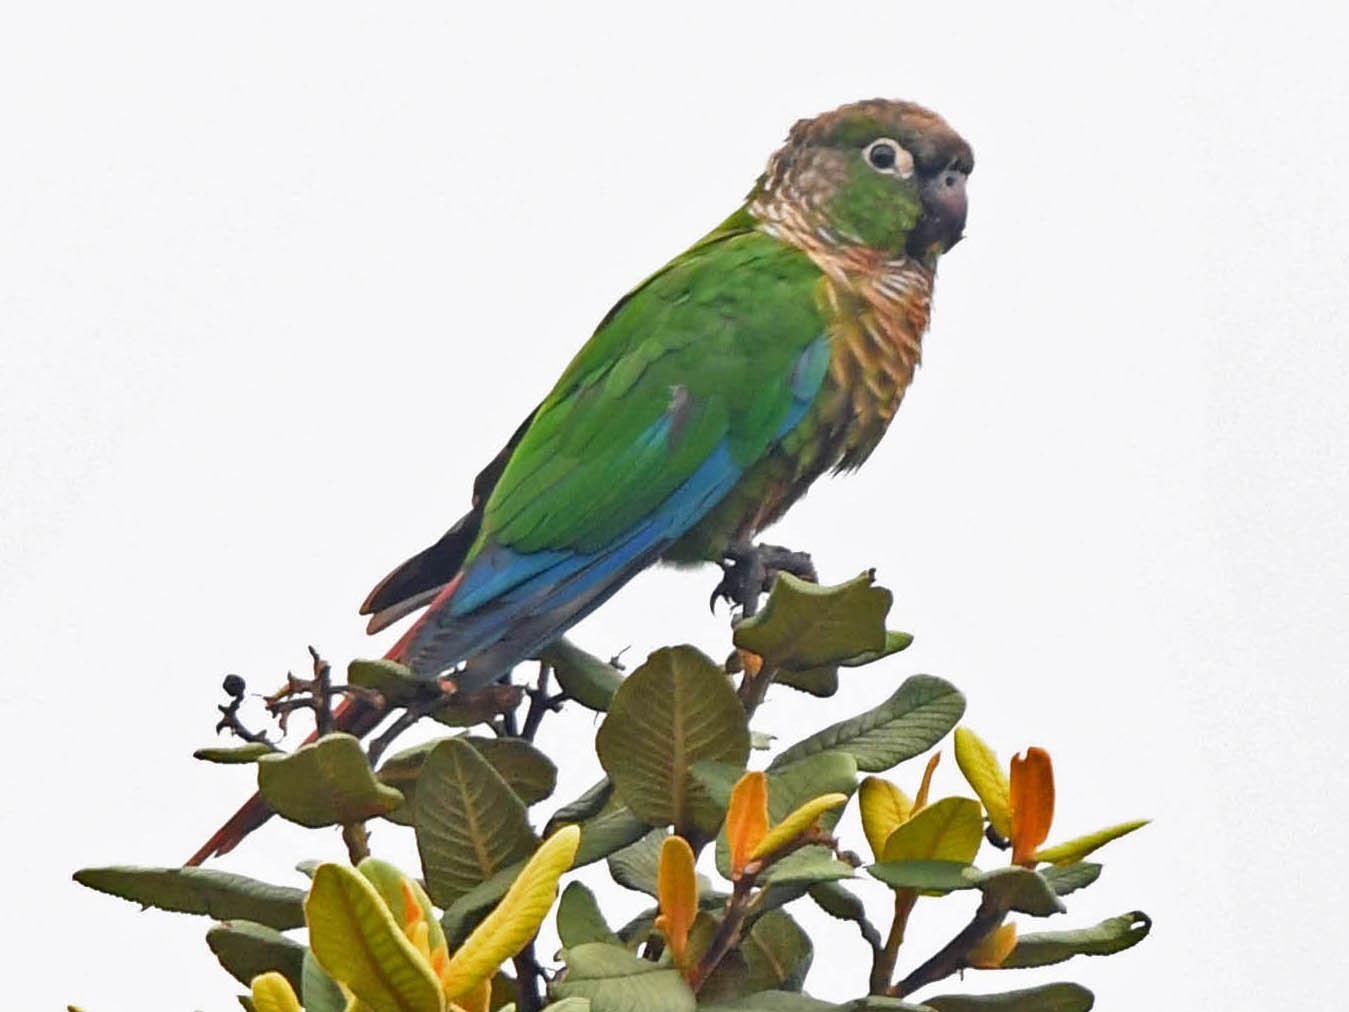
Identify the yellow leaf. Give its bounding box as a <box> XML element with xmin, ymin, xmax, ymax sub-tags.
<box><xmin>882</xmin><ymin>796</ymin><xmax>983</xmax><ymax>865</ymax></box>
<box><xmin>912</xmin><ymin>752</ymin><xmax>941</xmax><ymax>813</ymax></box>
<box><xmin>1033</xmin><ymin>818</ymin><xmax>1150</xmax><ymax>865</ymax></box>
<box><xmin>441</xmin><ymin>824</ymin><xmax>580</xmax><ymax>999</ymax></box>
<box><xmin>966</xmin><ymin>922</ymin><xmax>1017</xmax><ymax>969</ymax></box>
<box><xmin>726</xmin><ymin>772</ymin><xmax>770</xmax><ymax>876</ymax></box>
<box><xmin>306</xmin><ymin>862</ymin><xmax>445</xmax><ymax>1012</ymax></box>
<box><xmin>250</xmin><ymin>971</ymin><xmax>302</xmax><ymax>1012</ymax></box>
<box><xmin>954</xmin><ymin>727</ymin><xmax>1011</xmax><ymax>839</ymax></box>
<box><xmin>655</xmin><ymin>835</ymin><xmax>698</xmax><ymax>965</ymax></box>
<box><xmin>859</xmin><ymin>777</ymin><xmax>912</xmax><ymax>861</ymax></box>
<box><xmin>359</xmin><ymin>857</ymin><xmax>449</xmax><ymax>960</ymax></box>
<box><xmin>448</xmin><ymin>977</ymin><xmax>491</xmax><ymax>1012</ymax></box>
<box><xmin>750</xmin><ymin>792</ymin><xmax>849</xmax><ymax>860</ymax></box>
<box><xmin>1009</xmin><ymin>748</ymin><xmax>1054</xmax><ymax>867</ymax></box>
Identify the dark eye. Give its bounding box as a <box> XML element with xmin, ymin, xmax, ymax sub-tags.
<box><xmin>863</xmin><ymin>138</ymin><xmax>914</xmax><ymax>178</ymax></box>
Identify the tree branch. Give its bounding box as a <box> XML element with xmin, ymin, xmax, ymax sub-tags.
<box><xmin>891</xmin><ymin>896</ymin><xmax>1006</xmax><ymax>998</ymax></box>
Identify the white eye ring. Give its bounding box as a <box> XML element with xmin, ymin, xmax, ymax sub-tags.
<box><xmin>864</xmin><ymin>138</ymin><xmax>914</xmax><ymax>179</ymax></box>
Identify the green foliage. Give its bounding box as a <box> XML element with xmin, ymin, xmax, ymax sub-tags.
<box><xmin>414</xmin><ymin>737</ymin><xmax>539</xmax><ymax>908</ymax></box>
<box><xmin>258</xmin><ymin>733</ymin><xmax>404</xmax><ymax>827</ymax></box>
<box><xmin>596</xmin><ymin>645</ymin><xmax>750</xmax><ymax>837</ymax></box>
<box><xmin>72</xmin><ymin>866</ymin><xmax>306</xmax><ymax>929</ymax></box>
<box><xmin>76</xmin><ymin>572</ymin><xmax>1149</xmax><ymax>1011</ymax></box>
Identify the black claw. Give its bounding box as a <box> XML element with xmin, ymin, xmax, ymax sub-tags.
<box><xmin>710</xmin><ymin>541</ymin><xmax>816</xmax><ymax>619</ymax></box>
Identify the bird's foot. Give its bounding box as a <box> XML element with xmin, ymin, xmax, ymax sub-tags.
<box><xmin>710</xmin><ymin>542</ymin><xmax>818</xmax><ymax>618</ymax></box>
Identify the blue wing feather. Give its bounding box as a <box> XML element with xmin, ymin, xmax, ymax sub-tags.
<box><xmin>399</xmin><ymin>333</ymin><xmax>831</xmax><ymax>682</ymax></box>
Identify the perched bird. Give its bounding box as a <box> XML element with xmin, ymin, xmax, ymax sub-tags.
<box><xmin>187</xmin><ymin>98</ymin><xmax>972</xmax><ymax>864</ymax></box>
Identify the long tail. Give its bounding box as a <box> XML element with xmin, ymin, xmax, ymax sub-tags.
<box><xmin>183</xmin><ymin>693</ymin><xmax>388</xmax><ymax>865</ymax></box>
<box><xmin>183</xmin><ymin>605</ymin><xmax>447</xmax><ymax>866</ymax></box>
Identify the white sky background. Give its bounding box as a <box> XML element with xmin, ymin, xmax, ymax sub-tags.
<box><xmin>3</xmin><ymin>2</ymin><xmax>1346</xmax><ymax>1008</ymax></box>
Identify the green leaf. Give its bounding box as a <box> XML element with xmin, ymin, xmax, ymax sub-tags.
<box><xmin>715</xmin><ymin>751</ymin><xmax>857</xmax><ymax>879</ymax></box>
<box><xmin>347</xmin><ymin>657</ymin><xmax>423</xmax><ymax>706</ymax></box>
<box><xmin>305</xmin><ymin>862</ymin><xmax>443</xmax><ymax>1012</ymax></box>
<box><xmin>806</xmin><ymin>881</ymin><xmax>883</xmax><ymax>949</ymax></box>
<box><xmin>548</xmin><ymin>779</ymin><xmax>653</xmax><ymax>870</ymax></box>
<box><xmin>73</xmin><ymin>866</ymin><xmax>305</xmax><ymax>930</ymax></box>
<box><xmin>596</xmin><ymin>645</ymin><xmax>749</xmax><ymax>837</ymax></box>
<box><xmin>414</xmin><ymin>738</ymin><xmax>538</xmax><ymax>908</ymax></box>
<box><xmin>1034</xmin><ymin>819</ymin><xmax>1149</xmax><ymax>865</ymax></box>
<box><xmin>557</xmin><ymin>882</ymin><xmax>618</xmax><ymax>947</ymax></box>
<box><xmin>257</xmin><ymin>733</ymin><xmax>404</xmax><ymax>828</ymax></box>
<box><xmin>1001</xmin><ymin>911</ymin><xmax>1151</xmax><ymax>969</ymax></box>
<box><xmin>769</xmin><ymin>675</ymin><xmax>964</xmax><ymax>773</ymax></box>
<box><xmin>548</xmin><ymin>779</ymin><xmax>615</xmax><ymax>829</ymax></box>
<box><xmin>541</xmin><ymin>638</ymin><xmax>625</xmax><ymax>712</ymax></box>
<box><xmin>1040</xmin><ymin>863</ymin><xmax>1101</xmax><ymax>897</ymax></box>
<box><xmin>299</xmin><ymin>950</ymin><xmax>348</xmax><ymax>1012</ymax></box>
<box><xmin>975</xmin><ymin>866</ymin><xmax>1067</xmax><ymax>917</ymax></box>
<box><xmin>922</xmin><ymin>982</ymin><xmax>1094</xmax><ymax>1011</ymax></box>
<box><xmin>733</xmin><ymin>572</ymin><xmax>890</xmax><ymax>670</ymax></box>
<box><xmin>357</xmin><ymin>858</ymin><xmax>447</xmax><ymax>956</ymax></box>
<box><xmin>867</xmin><ymin>860</ymin><xmax>975</xmax><ymax>893</ymax></box>
<box><xmin>773</xmin><ymin>665</ymin><xmax>839</xmax><ymax>697</ymax></box>
<box><xmin>775</xmin><ymin>631</ymin><xmax>915</xmax><ymax>698</ymax></box>
<box><xmin>205</xmin><ymin>920</ymin><xmax>305</xmax><ymax>992</ymax></box>
<box><xmin>552</xmin><ymin>942</ymin><xmax>695</xmax><ymax>1012</ymax></box>
<box><xmin>741</xmin><ymin>909</ymin><xmax>813</xmax><ymax>992</ymax></box>
<box><xmin>572</xmin><ymin>796</ymin><xmax>653</xmax><ymax>869</ymax></box>
<box><xmin>381</xmin><ymin>737</ymin><xmax>557</xmax><ymax>825</ymax></box>
<box><xmin>469</xmin><ymin>737</ymin><xmax>559</xmax><ymax>806</ymax></box>
<box><xmin>867</xmin><ymin>863</ymin><xmax>1065</xmax><ymax>916</ymax></box>
<box><xmin>441</xmin><ymin>862</ymin><xmax>523</xmax><ymax>948</ymax></box>
<box><xmin>194</xmin><ymin>743</ymin><xmax>275</xmax><ymax>763</ymax></box>
<box><xmin>704</xmin><ymin>993</ymin><xmax>858</xmax><ymax>1011</ymax></box>
<box><xmin>767</xmin><ymin>752</ymin><xmax>858</xmax><ymax>825</ymax></box>
<box><xmin>761</xmin><ymin>845</ymin><xmax>854</xmax><ymax>886</ymax></box>
<box><xmin>440</xmin><ymin>825</ymin><xmax>580</xmax><ymax>1000</ymax></box>
<box><xmin>606</xmin><ymin>829</ymin><xmax>716</xmax><ymax>899</ymax></box>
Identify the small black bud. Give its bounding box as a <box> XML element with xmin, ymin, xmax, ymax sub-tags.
<box><xmin>222</xmin><ymin>674</ymin><xmax>246</xmax><ymax>698</ymax></box>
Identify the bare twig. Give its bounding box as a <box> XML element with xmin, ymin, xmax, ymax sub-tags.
<box><xmin>213</xmin><ymin>675</ymin><xmax>277</xmax><ymax>748</ymax></box>
<box><xmin>521</xmin><ymin>662</ymin><xmax>566</xmax><ymax>742</ymax></box>
<box><xmin>513</xmin><ymin>939</ymin><xmax>544</xmax><ymax>1012</ymax></box>
<box><xmin>341</xmin><ymin>822</ymin><xmax>370</xmax><ymax>865</ymax></box>
<box><xmin>891</xmin><ymin>896</ymin><xmax>1007</xmax><ymax>998</ymax></box>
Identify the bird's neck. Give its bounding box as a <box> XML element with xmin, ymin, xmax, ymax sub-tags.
<box><xmin>748</xmin><ymin>194</ymin><xmax>936</xmax><ymax>467</ymax></box>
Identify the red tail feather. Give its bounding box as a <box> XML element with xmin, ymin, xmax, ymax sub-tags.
<box><xmin>183</xmin><ymin>580</ymin><xmax>464</xmax><ymax>866</ymax></box>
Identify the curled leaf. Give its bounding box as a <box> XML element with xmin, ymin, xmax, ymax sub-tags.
<box><xmin>726</xmin><ymin>772</ymin><xmax>769</xmax><ymax>876</ymax></box>
<box><xmin>750</xmin><ymin>793</ymin><xmax>848</xmax><ymax>861</ymax></box>
<box><xmin>1009</xmin><ymin>748</ymin><xmax>1055</xmax><ymax>867</ymax></box>
<box><xmin>1034</xmin><ymin>819</ymin><xmax>1149</xmax><ymax>866</ymax></box>
<box><xmin>859</xmin><ymin>777</ymin><xmax>912</xmax><ymax>861</ymax></box>
<box><xmin>249</xmin><ymin>971</ymin><xmax>302</xmax><ymax>1012</ymax></box>
<box><xmin>305</xmin><ymin>862</ymin><xmax>444</xmax><ymax>1012</ymax></box>
<box><xmin>441</xmin><ymin>825</ymin><xmax>581</xmax><ymax>999</ymax></box>
<box><xmin>882</xmin><ymin>797</ymin><xmax>983</xmax><ymax>866</ymax></box>
<box><xmin>654</xmin><ymin>835</ymin><xmax>697</xmax><ymax>966</ymax></box>
<box><xmin>954</xmin><ymin>727</ymin><xmax>1011</xmax><ymax>839</ymax></box>
<box><xmin>967</xmin><ymin>922</ymin><xmax>1018</xmax><ymax>969</ymax></box>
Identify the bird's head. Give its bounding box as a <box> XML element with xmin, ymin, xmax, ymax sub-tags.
<box><xmin>753</xmin><ymin>99</ymin><xmax>973</xmax><ymax>264</ymax></box>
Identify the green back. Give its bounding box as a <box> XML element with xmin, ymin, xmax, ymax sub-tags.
<box><xmin>479</xmin><ymin>229</ymin><xmax>827</xmax><ymax>556</ymax></box>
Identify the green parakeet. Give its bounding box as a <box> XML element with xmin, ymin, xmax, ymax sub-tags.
<box><xmin>189</xmin><ymin>98</ymin><xmax>972</xmax><ymax>863</ymax></box>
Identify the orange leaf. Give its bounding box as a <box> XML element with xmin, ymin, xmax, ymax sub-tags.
<box><xmin>726</xmin><ymin>771</ymin><xmax>769</xmax><ymax>876</ymax></box>
<box><xmin>1009</xmin><ymin>747</ymin><xmax>1054</xmax><ymax>866</ymax></box>
<box><xmin>913</xmin><ymin>751</ymin><xmax>941</xmax><ymax>813</ymax></box>
<box><xmin>656</xmin><ymin>835</ymin><xmax>698</xmax><ymax>966</ymax></box>
<box><xmin>967</xmin><ymin>922</ymin><xmax>1018</xmax><ymax>969</ymax></box>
